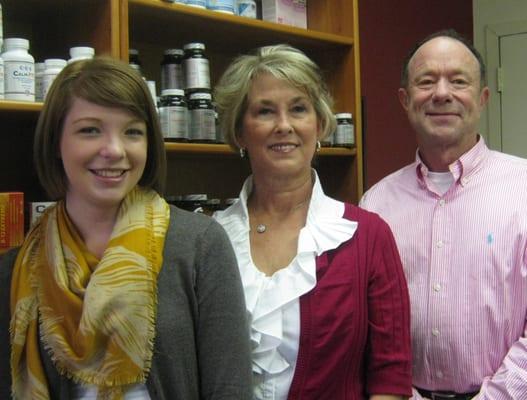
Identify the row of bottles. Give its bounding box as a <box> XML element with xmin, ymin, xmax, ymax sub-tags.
<box><xmin>163</xmin><ymin>0</ymin><xmax>258</xmax><ymax>19</ymax></box>
<box><xmin>0</xmin><ymin>35</ymin><xmax>94</xmax><ymax>101</ymax></box>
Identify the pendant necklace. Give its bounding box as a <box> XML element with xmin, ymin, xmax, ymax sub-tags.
<box><xmin>253</xmin><ymin>198</ymin><xmax>310</xmax><ymax>234</ymax></box>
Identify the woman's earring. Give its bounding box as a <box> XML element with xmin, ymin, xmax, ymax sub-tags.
<box><xmin>316</xmin><ymin>141</ymin><xmax>321</xmax><ymax>152</ymax></box>
<box><xmin>239</xmin><ymin>148</ymin><xmax>246</xmax><ymax>158</ymax></box>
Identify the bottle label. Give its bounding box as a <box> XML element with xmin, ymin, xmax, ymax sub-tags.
<box><xmin>190</xmin><ymin>109</ymin><xmax>216</xmax><ymax>141</ymax></box>
<box><xmin>0</xmin><ymin>60</ymin><xmax>4</xmax><ymax>99</ymax></box>
<box><xmin>161</xmin><ymin>63</ymin><xmax>184</xmax><ymax>91</ymax></box>
<box><xmin>238</xmin><ymin>1</ymin><xmax>257</xmax><ymax>18</ymax></box>
<box><xmin>42</xmin><ymin>72</ymin><xmax>60</xmax><ymax>100</ymax></box>
<box><xmin>0</xmin><ymin>5</ymin><xmax>3</xmax><ymax>43</ymax></box>
<box><xmin>334</xmin><ymin>123</ymin><xmax>355</xmax><ymax>146</ymax></box>
<box><xmin>185</xmin><ymin>58</ymin><xmax>210</xmax><ymax>90</ymax></box>
<box><xmin>207</xmin><ymin>0</ymin><xmax>234</xmax><ymax>13</ymax></box>
<box><xmin>35</xmin><ymin>74</ymin><xmax>44</xmax><ymax>102</ymax></box>
<box><xmin>0</xmin><ymin>61</ymin><xmax>4</xmax><ymax>99</ymax></box>
<box><xmin>159</xmin><ymin>106</ymin><xmax>190</xmax><ymax>140</ymax></box>
<box><xmin>187</xmin><ymin>0</ymin><xmax>207</xmax><ymax>7</ymax></box>
<box><xmin>5</xmin><ymin>61</ymin><xmax>35</xmax><ymax>100</ymax></box>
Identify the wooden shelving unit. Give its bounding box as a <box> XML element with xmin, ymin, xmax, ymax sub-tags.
<box><xmin>0</xmin><ymin>0</ymin><xmax>361</xmax><ymax>212</ymax></box>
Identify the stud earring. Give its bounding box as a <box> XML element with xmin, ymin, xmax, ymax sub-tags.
<box><xmin>239</xmin><ymin>148</ymin><xmax>246</xmax><ymax>158</ymax></box>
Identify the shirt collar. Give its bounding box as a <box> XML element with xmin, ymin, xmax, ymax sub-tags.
<box><xmin>213</xmin><ymin>170</ymin><xmax>357</xmax><ymax>375</ymax></box>
<box><xmin>229</xmin><ymin>170</ymin><xmax>357</xmax><ymax>255</ymax></box>
<box><xmin>415</xmin><ymin>135</ymin><xmax>490</xmax><ymax>189</ymax></box>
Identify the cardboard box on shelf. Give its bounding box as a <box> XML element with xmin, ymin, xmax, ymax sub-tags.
<box><xmin>262</xmin><ymin>0</ymin><xmax>307</xmax><ymax>29</ymax></box>
<box><xmin>0</xmin><ymin>192</ymin><xmax>24</xmax><ymax>251</ymax></box>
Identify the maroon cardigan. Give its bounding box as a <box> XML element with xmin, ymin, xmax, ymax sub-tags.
<box><xmin>288</xmin><ymin>204</ymin><xmax>412</xmax><ymax>399</ymax></box>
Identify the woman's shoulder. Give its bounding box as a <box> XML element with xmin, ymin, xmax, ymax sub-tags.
<box><xmin>342</xmin><ymin>202</ymin><xmax>386</xmax><ymax>225</ymax></box>
<box><xmin>340</xmin><ymin>203</ymin><xmax>396</xmax><ymax>243</ymax></box>
<box><xmin>167</xmin><ymin>205</ymin><xmax>227</xmax><ymax>238</ymax></box>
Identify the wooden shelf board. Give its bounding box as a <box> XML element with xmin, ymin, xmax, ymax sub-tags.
<box><xmin>0</xmin><ymin>101</ymin><xmax>43</xmax><ymax>112</ymax></box>
<box><xmin>128</xmin><ymin>0</ymin><xmax>354</xmax><ymax>51</ymax></box>
<box><xmin>165</xmin><ymin>142</ymin><xmax>356</xmax><ymax>157</ymax></box>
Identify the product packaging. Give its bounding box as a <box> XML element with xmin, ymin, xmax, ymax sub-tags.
<box><xmin>261</xmin><ymin>0</ymin><xmax>306</xmax><ymax>29</ymax></box>
<box><xmin>0</xmin><ymin>192</ymin><xmax>24</xmax><ymax>251</ymax></box>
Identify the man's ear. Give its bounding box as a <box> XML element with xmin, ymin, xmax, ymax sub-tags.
<box><xmin>479</xmin><ymin>86</ymin><xmax>490</xmax><ymax>109</ymax></box>
<box><xmin>398</xmin><ymin>88</ymin><xmax>410</xmax><ymax>111</ymax></box>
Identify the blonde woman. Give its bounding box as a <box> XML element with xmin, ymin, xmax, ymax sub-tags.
<box><xmin>213</xmin><ymin>44</ymin><xmax>412</xmax><ymax>399</ymax></box>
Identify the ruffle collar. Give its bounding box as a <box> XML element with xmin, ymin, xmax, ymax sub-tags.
<box><xmin>214</xmin><ymin>171</ymin><xmax>358</xmax><ymax>374</ymax></box>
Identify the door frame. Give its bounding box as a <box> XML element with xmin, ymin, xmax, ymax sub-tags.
<box><xmin>485</xmin><ymin>20</ymin><xmax>527</xmax><ymax>150</ymax></box>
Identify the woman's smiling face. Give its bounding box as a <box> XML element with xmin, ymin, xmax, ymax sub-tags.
<box><xmin>60</xmin><ymin>96</ymin><xmax>148</xmax><ymax>212</ymax></box>
<box><xmin>239</xmin><ymin>73</ymin><xmax>321</xmax><ymax>179</ymax></box>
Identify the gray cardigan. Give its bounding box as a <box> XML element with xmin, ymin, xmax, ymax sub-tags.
<box><xmin>0</xmin><ymin>206</ymin><xmax>253</xmax><ymax>399</ymax></box>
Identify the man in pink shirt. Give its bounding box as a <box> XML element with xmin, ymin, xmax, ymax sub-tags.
<box><xmin>361</xmin><ymin>29</ymin><xmax>527</xmax><ymax>400</ymax></box>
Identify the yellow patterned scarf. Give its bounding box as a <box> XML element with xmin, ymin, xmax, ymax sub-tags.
<box><xmin>10</xmin><ymin>188</ymin><xmax>170</xmax><ymax>400</ymax></box>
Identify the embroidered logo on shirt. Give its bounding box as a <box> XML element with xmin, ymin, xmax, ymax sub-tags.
<box><xmin>487</xmin><ymin>233</ymin><xmax>494</xmax><ymax>244</ymax></box>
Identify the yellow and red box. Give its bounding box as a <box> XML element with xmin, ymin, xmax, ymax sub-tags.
<box><xmin>0</xmin><ymin>192</ymin><xmax>24</xmax><ymax>251</ymax></box>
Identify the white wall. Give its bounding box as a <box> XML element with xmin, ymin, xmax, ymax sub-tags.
<box><xmin>473</xmin><ymin>0</ymin><xmax>527</xmax><ymax>142</ymax></box>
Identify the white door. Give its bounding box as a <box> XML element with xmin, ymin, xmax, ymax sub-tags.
<box><xmin>500</xmin><ymin>32</ymin><xmax>527</xmax><ymax>158</ymax></box>
<box><xmin>485</xmin><ymin>21</ymin><xmax>527</xmax><ymax>158</ymax></box>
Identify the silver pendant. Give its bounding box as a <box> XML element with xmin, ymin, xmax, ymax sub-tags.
<box><xmin>256</xmin><ymin>224</ymin><xmax>267</xmax><ymax>233</ymax></box>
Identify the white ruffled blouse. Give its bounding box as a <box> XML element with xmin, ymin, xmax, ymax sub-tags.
<box><xmin>214</xmin><ymin>171</ymin><xmax>357</xmax><ymax>399</ymax></box>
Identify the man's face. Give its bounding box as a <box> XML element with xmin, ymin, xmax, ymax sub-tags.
<box><xmin>399</xmin><ymin>37</ymin><xmax>489</xmax><ymax>155</ymax></box>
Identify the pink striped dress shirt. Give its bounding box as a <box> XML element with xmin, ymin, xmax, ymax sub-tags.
<box><xmin>360</xmin><ymin>138</ymin><xmax>527</xmax><ymax>399</ymax></box>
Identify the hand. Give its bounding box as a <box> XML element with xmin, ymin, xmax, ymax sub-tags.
<box><xmin>410</xmin><ymin>387</ymin><xmax>427</xmax><ymax>400</ymax></box>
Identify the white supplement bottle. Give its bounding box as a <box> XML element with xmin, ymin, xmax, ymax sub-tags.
<box><xmin>34</xmin><ymin>62</ymin><xmax>46</xmax><ymax>102</ymax></box>
<box><xmin>68</xmin><ymin>46</ymin><xmax>95</xmax><ymax>64</ymax></box>
<box><xmin>187</xmin><ymin>0</ymin><xmax>207</xmax><ymax>8</ymax></box>
<box><xmin>207</xmin><ymin>0</ymin><xmax>235</xmax><ymax>14</ymax></box>
<box><xmin>0</xmin><ymin>3</ymin><xmax>3</xmax><ymax>51</ymax></box>
<box><xmin>2</xmin><ymin>38</ymin><xmax>35</xmax><ymax>101</ymax></box>
<box><xmin>237</xmin><ymin>0</ymin><xmax>257</xmax><ymax>18</ymax></box>
<box><xmin>0</xmin><ymin>56</ymin><xmax>4</xmax><ymax>100</ymax></box>
<box><xmin>42</xmin><ymin>58</ymin><xmax>67</xmax><ymax>99</ymax></box>
<box><xmin>146</xmin><ymin>79</ymin><xmax>157</xmax><ymax>107</ymax></box>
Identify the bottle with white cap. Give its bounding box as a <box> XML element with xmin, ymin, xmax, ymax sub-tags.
<box><xmin>2</xmin><ymin>38</ymin><xmax>35</xmax><ymax>101</ymax></box>
<box><xmin>237</xmin><ymin>0</ymin><xmax>257</xmax><ymax>18</ymax></box>
<box><xmin>68</xmin><ymin>46</ymin><xmax>95</xmax><ymax>64</ymax></box>
<box><xmin>42</xmin><ymin>58</ymin><xmax>67</xmax><ymax>99</ymax></box>
<box><xmin>207</xmin><ymin>0</ymin><xmax>235</xmax><ymax>14</ymax></box>
<box><xmin>0</xmin><ymin>56</ymin><xmax>4</xmax><ymax>100</ymax></box>
<box><xmin>0</xmin><ymin>3</ymin><xmax>3</xmax><ymax>51</ymax></box>
<box><xmin>186</xmin><ymin>0</ymin><xmax>206</xmax><ymax>8</ymax></box>
<box><xmin>34</xmin><ymin>62</ymin><xmax>46</xmax><ymax>102</ymax></box>
<box><xmin>129</xmin><ymin>48</ymin><xmax>142</xmax><ymax>76</ymax></box>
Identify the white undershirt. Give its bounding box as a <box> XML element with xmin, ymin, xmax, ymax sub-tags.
<box><xmin>427</xmin><ymin>170</ymin><xmax>455</xmax><ymax>195</ymax></box>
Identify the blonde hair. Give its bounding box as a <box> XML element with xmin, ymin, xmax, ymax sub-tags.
<box><xmin>214</xmin><ymin>44</ymin><xmax>336</xmax><ymax>150</ymax></box>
